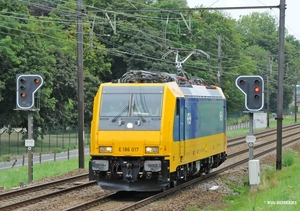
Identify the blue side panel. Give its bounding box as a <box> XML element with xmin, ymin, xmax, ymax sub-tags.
<box><xmin>173</xmin><ymin>97</ymin><xmax>226</xmax><ymax>141</ymax></box>
<box><xmin>186</xmin><ymin>98</ymin><xmax>225</xmax><ymax>139</ymax></box>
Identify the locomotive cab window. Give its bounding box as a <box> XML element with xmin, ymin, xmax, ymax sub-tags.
<box><xmin>100</xmin><ymin>94</ymin><xmax>130</xmax><ymax>117</ymax></box>
<box><xmin>98</xmin><ymin>86</ymin><xmax>164</xmax><ymax>131</ymax></box>
<box><xmin>100</xmin><ymin>93</ymin><xmax>162</xmax><ymax>117</ymax></box>
<box><xmin>100</xmin><ymin>86</ymin><xmax>163</xmax><ymax>117</ymax></box>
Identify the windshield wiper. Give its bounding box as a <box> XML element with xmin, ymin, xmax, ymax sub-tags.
<box><xmin>111</xmin><ymin>106</ymin><xmax>128</xmax><ymax>122</ymax></box>
<box><xmin>132</xmin><ymin>104</ymin><xmax>146</xmax><ymax>123</ymax></box>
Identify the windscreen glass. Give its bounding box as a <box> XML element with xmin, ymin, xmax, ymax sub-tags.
<box><xmin>132</xmin><ymin>94</ymin><xmax>162</xmax><ymax>116</ymax></box>
<box><xmin>100</xmin><ymin>86</ymin><xmax>163</xmax><ymax>117</ymax></box>
<box><xmin>100</xmin><ymin>94</ymin><xmax>130</xmax><ymax>117</ymax></box>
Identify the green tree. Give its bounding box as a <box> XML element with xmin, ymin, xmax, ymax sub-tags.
<box><xmin>236</xmin><ymin>11</ymin><xmax>300</xmax><ymax>112</ymax></box>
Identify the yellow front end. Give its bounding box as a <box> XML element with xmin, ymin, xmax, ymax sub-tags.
<box><xmin>90</xmin><ymin>131</ymin><xmax>163</xmax><ymax>156</ymax></box>
<box><xmin>89</xmin><ymin>82</ymin><xmax>181</xmax><ymax>191</ymax></box>
<box><xmin>89</xmin><ymin>82</ymin><xmax>180</xmax><ymax>158</ymax></box>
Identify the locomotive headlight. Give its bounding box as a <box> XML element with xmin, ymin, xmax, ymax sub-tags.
<box><xmin>99</xmin><ymin>146</ymin><xmax>112</xmax><ymax>153</ymax></box>
<box><xmin>145</xmin><ymin>146</ymin><xmax>159</xmax><ymax>154</ymax></box>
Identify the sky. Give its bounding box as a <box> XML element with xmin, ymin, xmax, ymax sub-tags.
<box><xmin>187</xmin><ymin>0</ymin><xmax>300</xmax><ymax>40</ymax></box>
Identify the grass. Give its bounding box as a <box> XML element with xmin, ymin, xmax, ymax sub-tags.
<box><xmin>197</xmin><ymin>148</ymin><xmax>300</xmax><ymax>211</ymax></box>
<box><xmin>282</xmin><ymin>148</ymin><xmax>296</xmax><ymax>167</ymax></box>
<box><xmin>222</xmin><ymin>152</ymin><xmax>300</xmax><ymax>211</ymax></box>
<box><xmin>0</xmin><ymin>156</ymin><xmax>89</xmax><ymax>190</ymax></box>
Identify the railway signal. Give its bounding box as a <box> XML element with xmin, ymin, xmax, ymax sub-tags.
<box><xmin>235</xmin><ymin>75</ymin><xmax>264</xmax><ymax>111</ymax></box>
<box><xmin>16</xmin><ymin>74</ymin><xmax>44</xmax><ymax>110</ymax></box>
<box><xmin>16</xmin><ymin>74</ymin><xmax>44</xmax><ymax>183</ymax></box>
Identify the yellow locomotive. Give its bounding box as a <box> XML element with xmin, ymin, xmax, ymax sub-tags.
<box><xmin>89</xmin><ymin>70</ymin><xmax>227</xmax><ymax>191</ymax></box>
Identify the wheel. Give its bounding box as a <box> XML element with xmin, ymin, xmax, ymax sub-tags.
<box><xmin>205</xmin><ymin>167</ymin><xmax>211</xmax><ymax>175</ymax></box>
<box><xmin>170</xmin><ymin>180</ymin><xmax>177</xmax><ymax>188</ymax></box>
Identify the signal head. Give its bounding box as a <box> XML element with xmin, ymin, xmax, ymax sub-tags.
<box><xmin>16</xmin><ymin>74</ymin><xmax>44</xmax><ymax>110</ymax></box>
<box><xmin>235</xmin><ymin>75</ymin><xmax>264</xmax><ymax>111</ymax></box>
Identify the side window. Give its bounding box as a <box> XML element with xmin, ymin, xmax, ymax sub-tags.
<box><xmin>176</xmin><ymin>98</ymin><xmax>180</xmax><ymax>116</ymax></box>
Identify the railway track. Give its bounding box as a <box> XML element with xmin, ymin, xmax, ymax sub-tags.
<box><xmin>227</xmin><ymin>123</ymin><xmax>300</xmax><ymax>147</ymax></box>
<box><xmin>61</xmin><ymin>191</ymin><xmax>153</xmax><ymax>211</ymax></box>
<box><xmin>0</xmin><ymin>174</ymin><xmax>96</xmax><ymax>211</ymax></box>
<box><xmin>59</xmin><ymin>127</ymin><xmax>300</xmax><ymax>211</ymax></box>
<box><xmin>228</xmin><ymin>124</ymin><xmax>300</xmax><ymax>158</ymax></box>
<box><xmin>58</xmin><ymin>124</ymin><xmax>299</xmax><ymax>211</ymax></box>
<box><xmin>118</xmin><ymin>127</ymin><xmax>300</xmax><ymax>211</ymax></box>
<box><xmin>1</xmin><ymin>123</ymin><xmax>299</xmax><ymax>210</ymax></box>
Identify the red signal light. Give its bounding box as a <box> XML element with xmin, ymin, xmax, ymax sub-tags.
<box><xmin>254</xmin><ymin>87</ymin><xmax>260</xmax><ymax>92</ymax></box>
<box><xmin>34</xmin><ymin>78</ymin><xmax>40</xmax><ymax>83</ymax></box>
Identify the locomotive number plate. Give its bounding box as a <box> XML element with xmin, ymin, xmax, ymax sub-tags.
<box><xmin>119</xmin><ymin>147</ymin><xmax>139</xmax><ymax>152</ymax></box>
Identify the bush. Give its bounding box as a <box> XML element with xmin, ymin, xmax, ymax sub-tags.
<box><xmin>227</xmin><ymin>114</ymin><xmax>249</xmax><ymax>126</ymax></box>
<box><xmin>0</xmin><ymin>154</ymin><xmax>11</xmax><ymax>162</ymax></box>
<box><xmin>282</xmin><ymin>148</ymin><xmax>296</xmax><ymax>167</ymax></box>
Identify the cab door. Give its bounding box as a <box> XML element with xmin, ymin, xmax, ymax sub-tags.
<box><xmin>178</xmin><ymin>98</ymin><xmax>185</xmax><ymax>160</ymax></box>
